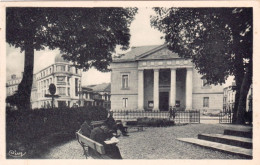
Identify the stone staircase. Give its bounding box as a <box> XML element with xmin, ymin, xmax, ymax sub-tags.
<box><xmin>177</xmin><ymin>128</ymin><xmax>252</xmax><ymax>158</ymax></box>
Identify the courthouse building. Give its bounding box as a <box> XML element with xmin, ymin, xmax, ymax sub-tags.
<box><xmin>110</xmin><ymin>45</ymin><xmax>224</xmax><ymax>111</ymax></box>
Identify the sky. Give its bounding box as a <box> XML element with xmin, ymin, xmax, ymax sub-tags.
<box><xmin>6</xmin><ymin>8</ymin><xmax>164</xmax><ymax>86</ymax></box>
<box><xmin>6</xmin><ymin>8</ymin><xmax>233</xmax><ymax>87</ymax></box>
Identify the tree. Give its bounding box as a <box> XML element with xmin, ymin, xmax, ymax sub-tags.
<box><xmin>6</xmin><ymin>7</ymin><xmax>137</xmax><ymax>110</ymax></box>
<box><xmin>151</xmin><ymin>8</ymin><xmax>252</xmax><ymax>124</ymax></box>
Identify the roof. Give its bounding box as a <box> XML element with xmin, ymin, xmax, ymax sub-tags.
<box><xmin>113</xmin><ymin>45</ymin><xmax>161</xmax><ymax>62</ymax></box>
<box><xmin>55</xmin><ymin>54</ymin><xmax>69</xmax><ymax>63</ymax></box>
<box><xmin>82</xmin><ymin>83</ymin><xmax>111</xmax><ymax>92</ymax></box>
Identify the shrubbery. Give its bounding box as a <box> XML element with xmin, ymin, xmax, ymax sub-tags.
<box><xmin>6</xmin><ymin>106</ymin><xmax>108</xmax><ymax>155</ymax></box>
<box><xmin>137</xmin><ymin>117</ymin><xmax>174</xmax><ymax>127</ymax></box>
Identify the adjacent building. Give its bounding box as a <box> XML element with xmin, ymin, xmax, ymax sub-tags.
<box><xmin>32</xmin><ymin>54</ymin><xmax>82</xmax><ymax>108</ymax></box>
<box><xmin>223</xmin><ymin>82</ymin><xmax>236</xmax><ymax>112</ymax></box>
<box><xmin>80</xmin><ymin>83</ymin><xmax>111</xmax><ymax>109</ymax></box>
<box><xmin>223</xmin><ymin>82</ymin><xmax>253</xmax><ymax>113</ymax></box>
<box><xmin>6</xmin><ymin>74</ymin><xmax>22</xmax><ymax>96</ymax></box>
<box><xmin>110</xmin><ymin>45</ymin><xmax>224</xmax><ymax>111</ymax></box>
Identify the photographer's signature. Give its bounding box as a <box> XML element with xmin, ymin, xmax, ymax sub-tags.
<box><xmin>8</xmin><ymin>150</ymin><xmax>26</xmax><ymax>158</ymax></box>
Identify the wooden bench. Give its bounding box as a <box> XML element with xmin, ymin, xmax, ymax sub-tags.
<box><xmin>76</xmin><ymin>130</ymin><xmax>112</xmax><ymax>159</ymax></box>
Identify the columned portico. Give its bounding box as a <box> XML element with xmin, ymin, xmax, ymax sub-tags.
<box><xmin>138</xmin><ymin>69</ymin><xmax>144</xmax><ymax>110</ymax></box>
<box><xmin>138</xmin><ymin>67</ymin><xmax>192</xmax><ymax>111</ymax></box>
<box><xmin>153</xmin><ymin>69</ymin><xmax>159</xmax><ymax>111</ymax></box>
<box><xmin>186</xmin><ymin>68</ymin><xmax>193</xmax><ymax>109</ymax></box>
<box><xmin>169</xmin><ymin>68</ymin><xmax>176</xmax><ymax>107</ymax></box>
<box><xmin>111</xmin><ymin>45</ymin><xmax>224</xmax><ymax>112</ymax></box>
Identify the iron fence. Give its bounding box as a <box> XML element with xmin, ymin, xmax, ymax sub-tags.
<box><xmin>219</xmin><ymin>111</ymin><xmax>233</xmax><ymax>123</ymax></box>
<box><xmin>111</xmin><ymin>110</ymin><xmax>200</xmax><ymax>123</ymax></box>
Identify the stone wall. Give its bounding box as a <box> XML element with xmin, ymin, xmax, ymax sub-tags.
<box><xmin>110</xmin><ymin>62</ymin><xmax>138</xmax><ymax>110</ymax></box>
<box><xmin>192</xmin><ymin>93</ymin><xmax>224</xmax><ymax>110</ymax></box>
<box><xmin>192</xmin><ymin>68</ymin><xmax>223</xmax><ymax>110</ymax></box>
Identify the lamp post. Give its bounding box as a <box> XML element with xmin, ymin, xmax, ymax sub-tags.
<box><xmin>45</xmin><ymin>83</ymin><xmax>60</xmax><ymax>109</ymax></box>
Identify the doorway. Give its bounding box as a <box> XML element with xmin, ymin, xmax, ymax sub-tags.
<box><xmin>159</xmin><ymin>92</ymin><xmax>169</xmax><ymax>111</ymax></box>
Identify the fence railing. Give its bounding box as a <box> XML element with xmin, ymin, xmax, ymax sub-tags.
<box><xmin>219</xmin><ymin>111</ymin><xmax>233</xmax><ymax>123</ymax></box>
<box><xmin>111</xmin><ymin>110</ymin><xmax>200</xmax><ymax>124</ymax></box>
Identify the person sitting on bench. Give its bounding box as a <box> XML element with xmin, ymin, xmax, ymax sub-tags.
<box><xmin>80</xmin><ymin>120</ymin><xmax>92</xmax><ymax>137</ymax></box>
<box><xmin>89</xmin><ymin>120</ymin><xmax>122</xmax><ymax>159</ymax></box>
<box><xmin>106</xmin><ymin>113</ymin><xmax>129</xmax><ymax>136</ymax></box>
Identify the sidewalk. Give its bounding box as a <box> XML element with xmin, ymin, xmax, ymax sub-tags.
<box><xmin>41</xmin><ymin>124</ymin><xmax>252</xmax><ymax>159</ymax></box>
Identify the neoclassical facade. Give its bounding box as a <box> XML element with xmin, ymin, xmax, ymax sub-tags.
<box><xmin>110</xmin><ymin>45</ymin><xmax>223</xmax><ymax>111</ymax></box>
<box><xmin>32</xmin><ymin>54</ymin><xmax>82</xmax><ymax>108</ymax></box>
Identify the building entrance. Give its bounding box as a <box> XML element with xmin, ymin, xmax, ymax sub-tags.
<box><xmin>159</xmin><ymin>92</ymin><xmax>169</xmax><ymax>111</ymax></box>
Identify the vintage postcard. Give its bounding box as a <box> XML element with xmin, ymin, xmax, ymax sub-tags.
<box><xmin>0</xmin><ymin>1</ymin><xmax>259</xmax><ymax>165</ymax></box>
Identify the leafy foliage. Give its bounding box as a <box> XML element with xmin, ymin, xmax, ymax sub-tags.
<box><xmin>7</xmin><ymin>7</ymin><xmax>138</xmax><ymax>71</ymax></box>
<box><xmin>151</xmin><ymin>8</ymin><xmax>252</xmax><ymax>85</ymax></box>
<box><xmin>151</xmin><ymin>8</ymin><xmax>252</xmax><ymax>123</ymax></box>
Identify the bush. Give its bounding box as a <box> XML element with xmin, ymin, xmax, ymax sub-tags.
<box><xmin>6</xmin><ymin>106</ymin><xmax>108</xmax><ymax>146</ymax></box>
<box><xmin>137</xmin><ymin>117</ymin><xmax>174</xmax><ymax>127</ymax></box>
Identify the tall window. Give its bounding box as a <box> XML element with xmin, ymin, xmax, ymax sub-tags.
<box><xmin>67</xmin><ymin>77</ymin><xmax>70</xmax><ymax>85</ymax></box>
<box><xmin>75</xmin><ymin>78</ymin><xmax>78</xmax><ymax>96</ymax></box>
<box><xmin>57</xmin><ymin>65</ymin><xmax>66</xmax><ymax>72</ymax></box>
<box><xmin>68</xmin><ymin>87</ymin><xmax>70</xmax><ymax>96</ymax></box>
<box><xmin>122</xmin><ymin>75</ymin><xmax>129</xmax><ymax>89</ymax></box>
<box><xmin>76</xmin><ymin>68</ymin><xmax>78</xmax><ymax>74</ymax></box>
<box><xmin>203</xmin><ymin>97</ymin><xmax>209</xmax><ymax>107</ymax></box>
<box><xmin>123</xmin><ymin>98</ymin><xmax>128</xmax><ymax>108</ymax></box>
<box><xmin>57</xmin><ymin>76</ymin><xmax>66</xmax><ymax>84</ymax></box>
<box><xmin>57</xmin><ymin>87</ymin><xmax>66</xmax><ymax>95</ymax></box>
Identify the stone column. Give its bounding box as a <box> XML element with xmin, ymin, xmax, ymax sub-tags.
<box><xmin>186</xmin><ymin>68</ymin><xmax>193</xmax><ymax>110</ymax></box>
<box><xmin>153</xmin><ymin>69</ymin><xmax>159</xmax><ymax>111</ymax></box>
<box><xmin>170</xmin><ymin>68</ymin><xmax>176</xmax><ymax>107</ymax></box>
<box><xmin>138</xmin><ymin>69</ymin><xmax>144</xmax><ymax>110</ymax></box>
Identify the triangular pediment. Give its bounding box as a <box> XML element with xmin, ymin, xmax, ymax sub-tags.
<box><xmin>136</xmin><ymin>45</ymin><xmax>181</xmax><ymax>60</ymax></box>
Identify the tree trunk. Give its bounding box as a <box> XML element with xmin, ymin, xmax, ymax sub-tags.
<box><xmin>232</xmin><ymin>78</ymin><xmax>242</xmax><ymax>123</ymax></box>
<box><xmin>236</xmin><ymin>67</ymin><xmax>252</xmax><ymax>124</ymax></box>
<box><xmin>232</xmin><ymin>67</ymin><xmax>245</xmax><ymax>123</ymax></box>
<box><xmin>17</xmin><ymin>39</ymin><xmax>34</xmax><ymax>110</ymax></box>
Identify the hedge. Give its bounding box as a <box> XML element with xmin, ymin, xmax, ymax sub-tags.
<box><xmin>136</xmin><ymin>117</ymin><xmax>175</xmax><ymax>127</ymax></box>
<box><xmin>6</xmin><ymin>106</ymin><xmax>108</xmax><ymax>143</ymax></box>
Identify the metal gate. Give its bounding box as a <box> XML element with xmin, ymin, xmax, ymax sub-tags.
<box><xmin>219</xmin><ymin>112</ymin><xmax>233</xmax><ymax>123</ymax></box>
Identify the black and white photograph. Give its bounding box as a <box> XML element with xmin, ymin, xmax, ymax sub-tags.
<box><xmin>1</xmin><ymin>1</ymin><xmax>259</xmax><ymax>162</ymax></box>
